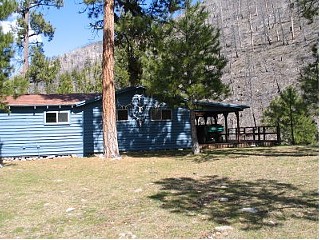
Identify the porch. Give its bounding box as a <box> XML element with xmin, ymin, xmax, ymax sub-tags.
<box><xmin>200</xmin><ymin>126</ymin><xmax>281</xmax><ymax>150</ymax></box>
<box><xmin>194</xmin><ymin>101</ymin><xmax>281</xmax><ymax>149</ymax></box>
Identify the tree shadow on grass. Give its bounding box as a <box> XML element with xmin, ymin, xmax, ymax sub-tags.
<box><xmin>149</xmin><ymin>175</ymin><xmax>318</xmax><ymax>230</ymax></box>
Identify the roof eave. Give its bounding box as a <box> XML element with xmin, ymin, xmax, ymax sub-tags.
<box><xmin>7</xmin><ymin>104</ymin><xmax>77</xmax><ymax>108</ymax></box>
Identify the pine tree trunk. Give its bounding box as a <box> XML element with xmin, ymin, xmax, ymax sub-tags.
<box><xmin>190</xmin><ymin>109</ymin><xmax>200</xmax><ymax>154</ymax></box>
<box><xmin>22</xmin><ymin>6</ymin><xmax>29</xmax><ymax>75</ymax></box>
<box><xmin>102</xmin><ymin>0</ymin><xmax>120</xmax><ymax>159</ymax></box>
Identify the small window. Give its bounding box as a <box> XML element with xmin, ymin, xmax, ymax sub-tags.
<box><xmin>151</xmin><ymin>109</ymin><xmax>172</xmax><ymax>121</ymax></box>
<box><xmin>162</xmin><ymin>110</ymin><xmax>172</xmax><ymax>120</ymax></box>
<box><xmin>117</xmin><ymin>109</ymin><xmax>128</xmax><ymax>121</ymax></box>
<box><xmin>45</xmin><ymin>111</ymin><xmax>70</xmax><ymax>124</ymax></box>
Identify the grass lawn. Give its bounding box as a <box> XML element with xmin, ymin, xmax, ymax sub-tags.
<box><xmin>0</xmin><ymin>145</ymin><xmax>318</xmax><ymax>239</ymax></box>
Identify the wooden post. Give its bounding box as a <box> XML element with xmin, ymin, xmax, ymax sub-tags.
<box><xmin>277</xmin><ymin>124</ymin><xmax>281</xmax><ymax>144</ymax></box>
<box><xmin>236</xmin><ymin>111</ymin><xmax>240</xmax><ymax>143</ymax></box>
<box><xmin>214</xmin><ymin>114</ymin><xmax>218</xmax><ymax>124</ymax></box>
<box><xmin>223</xmin><ymin>112</ymin><xmax>229</xmax><ymax>142</ymax></box>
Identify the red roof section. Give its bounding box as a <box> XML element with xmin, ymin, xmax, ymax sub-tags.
<box><xmin>5</xmin><ymin>93</ymin><xmax>100</xmax><ymax>107</ymax></box>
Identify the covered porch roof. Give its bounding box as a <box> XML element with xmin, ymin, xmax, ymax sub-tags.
<box><xmin>193</xmin><ymin>101</ymin><xmax>250</xmax><ymax>143</ymax></box>
<box><xmin>194</xmin><ymin>100</ymin><xmax>250</xmax><ymax>116</ymax></box>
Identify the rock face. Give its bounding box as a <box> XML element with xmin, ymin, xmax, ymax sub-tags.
<box><xmin>203</xmin><ymin>0</ymin><xmax>318</xmax><ymax>127</ymax></box>
<box><xmin>56</xmin><ymin>0</ymin><xmax>318</xmax><ymax>127</ymax></box>
<box><xmin>57</xmin><ymin>41</ymin><xmax>103</xmax><ymax>73</ymax></box>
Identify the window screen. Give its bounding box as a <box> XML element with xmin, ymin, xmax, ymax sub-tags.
<box><xmin>117</xmin><ymin>109</ymin><xmax>128</xmax><ymax>121</ymax></box>
<box><xmin>45</xmin><ymin>111</ymin><xmax>69</xmax><ymax>124</ymax></box>
<box><xmin>58</xmin><ymin>112</ymin><xmax>69</xmax><ymax>123</ymax></box>
<box><xmin>46</xmin><ymin>112</ymin><xmax>57</xmax><ymax>123</ymax></box>
<box><xmin>151</xmin><ymin>109</ymin><xmax>172</xmax><ymax>121</ymax></box>
<box><xmin>151</xmin><ymin>109</ymin><xmax>162</xmax><ymax>120</ymax></box>
<box><xmin>162</xmin><ymin>110</ymin><xmax>172</xmax><ymax>120</ymax></box>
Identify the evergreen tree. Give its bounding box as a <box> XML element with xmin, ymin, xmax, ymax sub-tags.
<box><xmin>299</xmin><ymin>44</ymin><xmax>319</xmax><ymax>114</ymax></box>
<box><xmin>114</xmin><ymin>46</ymin><xmax>131</xmax><ymax>88</ymax></box>
<box><xmin>101</xmin><ymin>0</ymin><xmax>120</xmax><ymax>159</ymax></box>
<box><xmin>27</xmin><ymin>46</ymin><xmax>60</xmax><ymax>93</ymax></box>
<box><xmin>56</xmin><ymin>72</ymin><xmax>74</xmax><ymax>94</ymax></box>
<box><xmin>296</xmin><ymin>0</ymin><xmax>319</xmax><ymax>23</ymax></box>
<box><xmin>15</xmin><ymin>0</ymin><xmax>63</xmax><ymax>74</ymax></box>
<box><xmin>296</xmin><ymin>0</ymin><xmax>319</xmax><ymax>114</ymax></box>
<box><xmin>83</xmin><ymin>0</ymin><xmax>186</xmax><ymax>86</ymax></box>
<box><xmin>0</xmin><ymin>0</ymin><xmax>17</xmax><ymax>110</ymax></box>
<box><xmin>3</xmin><ymin>75</ymin><xmax>29</xmax><ymax>96</ymax></box>
<box><xmin>142</xmin><ymin>1</ymin><xmax>228</xmax><ymax>154</ymax></box>
<box><xmin>263</xmin><ymin>86</ymin><xmax>318</xmax><ymax>145</ymax></box>
<box><xmin>57</xmin><ymin>61</ymin><xmax>102</xmax><ymax>94</ymax></box>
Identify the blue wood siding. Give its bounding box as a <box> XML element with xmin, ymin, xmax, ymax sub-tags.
<box><xmin>81</xmin><ymin>90</ymin><xmax>192</xmax><ymax>155</ymax></box>
<box><xmin>0</xmin><ymin>107</ymin><xmax>84</xmax><ymax>158</ymax></box>
<box><xmin>0</xmin><ymin>87</ymin><xmax>192</xmax><ymax>158</ymax></box>
<box><xmin>117</xmin><ymin>108</ymin><xmax>192</xmax><ymax>151</ymax></box>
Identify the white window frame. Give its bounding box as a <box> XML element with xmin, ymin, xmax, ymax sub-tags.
<box><xmin>117</xmin><ymin>109</ymin><xmax>129</xmax><ymax>121</ymax></box>
<box><xmin>150</xmin><ymin>108</ymin><xmax>172</xmax><ymax>121</ymax></box>
<box><xmin>44</xmin><ymin>111</ymin><xmax>70</xmax><ymax>125</ymax></box>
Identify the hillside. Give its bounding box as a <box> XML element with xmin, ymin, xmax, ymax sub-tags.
<box><xmin>203</xmin><ymin>0</ymin><xmax>318</xmax><ymax>127</ymax></box>
<box><xmin>57</xmin><ymin>41</ymin><xmax>103</xmax><ymax>73</ymax></box>
<box><xmin>56</xmin><ymin>0</ymin><xmax>318</xmax><ymax>127</ymax></box>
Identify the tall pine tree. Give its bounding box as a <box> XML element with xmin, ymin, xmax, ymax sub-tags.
<box><xmin>15</xmin><ymin>0</ymin><xmax>63</xmax><ymax>74</ymax></box>
<box><xmin>83</xmin><ymin>0</ymin><xmax>186</xmax><ymax>86</ymax></box>
<box><xmin>27</xmin><ymin>46</ymin><xmax>60</xmax><ymax>93</ymax></box>
<box><xmin>296</xmin><ymin>0</ymin><xmax>319</xmax><ymax>114</ymax></box>
<box><xmin>102</xmin><ymin>0</ymin><xmax>120</xmax><ymax>159</ymax></box>
<box><xmin>142</xmin><ymin>0</ymin><xmax>228</xmax><ymax>154</ymax></box>
<box><xmin>0</xmin><ymin>0</ymin><xmax>17</xmax><ymax>110</ymax></box>
<box><xmin>263</xmin><ymin>86</ymin><xmax>318</xmax><ymax>145</ymax></box>
<box><xmin>82</xmin><ymin>0</ymin><xmax>186</xmax><ymax>158</ymax></box>
<box><xmin>299</xmin><ymin>44</ymin><xmax>318</xmax><ymax>114</ymax></box>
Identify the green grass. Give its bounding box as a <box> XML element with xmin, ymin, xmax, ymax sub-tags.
<box><xmin>0</xmin><ymin>145</ymin><xmax>318</xmax><ymax>238</ymax></box>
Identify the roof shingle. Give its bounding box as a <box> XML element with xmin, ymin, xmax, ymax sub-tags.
<box><xmin>5</xmin><ymin>93</ymin><xmax>100</xmax><ymax>107</ymax></box>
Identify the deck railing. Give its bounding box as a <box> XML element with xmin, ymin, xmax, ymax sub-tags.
<box><xmin>219</xmin><ymin>126</ymin><xmax>280</xmax><ymax>145</ymax></box>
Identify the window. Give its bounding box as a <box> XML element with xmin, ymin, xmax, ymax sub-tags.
<box><xmin>151</xmin><ymin>109</ymin><xmax>172</xmax><ymax>121</ymax></box>
<box><xmin>45</xmin><ymin>111</ymin><xmax>69</xmax><ymax>124</ymax></box>
<box><xmin>117</xmin><ymin>109</ymin><xmax>128</xmax><ymax>121</ymax></box>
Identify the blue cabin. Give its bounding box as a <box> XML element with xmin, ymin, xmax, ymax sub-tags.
<box><xmin>0</xmin><ymin>86</ymin><xmax>250</xmax><ymax>159</ymax></box>
<box><xmin>0</xmin><ymin>87</ymin><xmax>192</xmax><ymax>158</ymax></box>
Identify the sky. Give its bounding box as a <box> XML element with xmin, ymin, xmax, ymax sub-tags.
<box><xmin>41</xmin><ymin>1</ymin><xmax>103</xmax><ymax>57</ymax></box>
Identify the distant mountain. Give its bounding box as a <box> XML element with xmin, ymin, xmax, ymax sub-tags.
<box><xmin>57</xmin><ymin>41</ymin><xmax>103</xmax><ymax>73</ymax></box>
<box><xmin>56</xmin><ymin>0</ymin><xmax>318</xmax><ymax>127</ymax></box>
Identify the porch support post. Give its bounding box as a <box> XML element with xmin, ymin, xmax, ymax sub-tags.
<box><xmin>223</xmin><ymin>112</ymin><xmax>229</xmax><ymax>142</ymax></box>
<box><xmin>195</xmin><ymin>116</ymin><xmax>199</xmax><ymax>126</ymax></box>
<box><xmin>277</xmin><ymin>123</ymin><xmax>281</xmax><ymax>144</ymax></box>
<box><xmin>214</xmin><ymin>114</ymin><xmax>218</xmax><ymax>124</ymax></box>
<box><xmin>236</xmin><ymin>111</ymin><xmax>240</xmax><ymax>143</ymax></box>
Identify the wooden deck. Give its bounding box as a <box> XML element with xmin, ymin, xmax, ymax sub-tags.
<box><xmin>199</xmin><ymin>125</ymin><xmax>280</xmax><ymax>149</ymax></box>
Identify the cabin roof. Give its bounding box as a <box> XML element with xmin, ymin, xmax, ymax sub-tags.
<box><xmin>5</xmin><ymin>93</ymin><xmax>101</xmax><ymax>107</ymax></box>
<box><xmin>4</xmin><ymin>86</ymin><xmax>145</xmax><ymax>107</ymax></box>
<box><xmin>4</xmin><ymin>86</ymin><xmax>249</xmax><ymax>112</ymax></box>
<box><xmin>195</xmin><ymin>100</ymin><xmax>250</xmax><ymax>113</ymax></box>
